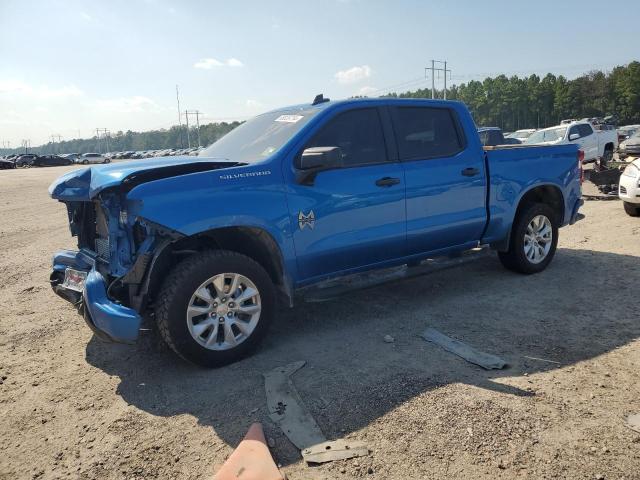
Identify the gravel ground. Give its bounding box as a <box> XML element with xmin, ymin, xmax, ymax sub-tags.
<box><xmin>0</xmin><ymin>165</ymin><xmax>639</xmax><ymax>480</ymax></box>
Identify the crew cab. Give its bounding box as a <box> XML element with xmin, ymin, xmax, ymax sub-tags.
<box><xmin>48</xmin><ymin>97</ymin><xmax>583</xmax><ymax>367</ymax></box>
<box><xmin>525</xmin><ymin>121</ymin><xmax>617</xmax><ymax>166</ymax></box>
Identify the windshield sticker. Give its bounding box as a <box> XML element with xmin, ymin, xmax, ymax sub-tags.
<box><xmin>275</xmin><ymin>114</ymin><xmax>303</xmax><ymax>123</ymax></box>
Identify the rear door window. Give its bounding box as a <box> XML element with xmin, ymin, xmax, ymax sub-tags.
<box><xmin>392</xmin><ymin>107</ymin><xmax>464</xmax><ymax>159</ymax></box>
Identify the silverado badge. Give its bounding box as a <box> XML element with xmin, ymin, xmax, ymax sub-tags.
<box><xmin>298</xmin><ymin>210</ymin><xmax>315</xmax><ymax>230</ymax></box>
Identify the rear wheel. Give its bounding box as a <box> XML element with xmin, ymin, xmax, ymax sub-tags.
<box><xmin>498</xmin><ymin>203</ymin><xmax>559</xmax><ymax>274</ymax></box>
<box><xmin>601</xmin><ymin>147</ymin><xmax>613</xmax><ymax>168</ymax></box>
<box><xmin>82</xmin><ymin>159</ymin><xmax>88</xmax><ymax>165</ymax></box>
<box><xmin>155</xmin><ymin>250</ymin><xmax>275</xmax><ymax>367</ymax></box>
<box><xmin>624</xmin><ymin>202</ymin><xmax>640</xmax><ymax>217</ymax></box>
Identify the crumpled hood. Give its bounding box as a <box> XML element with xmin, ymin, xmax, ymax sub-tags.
<box><xmin>49</xmin><ymin>156</ymin><xmax>239</xmax><ymax>201</ymax></box>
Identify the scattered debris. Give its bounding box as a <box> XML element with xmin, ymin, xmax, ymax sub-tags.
<box><xmin>212</xmin><ymin>423</ymin><xmax>284</xmax><ymax>480</ymax></box>
<box><xmin>625</xmin><ymin>413</ymin><xmax>640</xmax><ymax>433</ymax></box>
<box><xmin>421</xmin><ymin>327</ymin><xmax>507</xmax><ymax>370</ymax></box>
<box><xmin>302</xmin><ymin>439</ymin><xmax>369</xmax><ymax>464</ymax></box>
<box><xmin>383</xmin><ymin>335</ymin><xmax>395</xmax><ymax>343</ymax></box>
<box><xmin>263</xmin><ymin>361</ymin><xmax>369</xmax><ymax>464</ymax></box>
<box><xmin>263</xmin><ymin>361</ymin><xmax>325</xmax><ymax>450</ymax></box>
<box><xmin>523</xmin><ymin>355</ymin><xmax>561</xmax><ymax>365</ymax></box>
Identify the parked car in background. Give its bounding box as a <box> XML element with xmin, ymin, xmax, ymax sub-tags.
<box><xmin>478</xmin><ymin>127</ymin><xmax>506</xmax><ymax>146</ymax></box>
<box><xmin>0</xmin><ymin>158</ymin><xmax>16</xmax><ymax>169</ymax></box>
<box><xmin>61</xmin><ymin>153</ymin><xmax>80</xmax><ymax>162</ymax></box>
<box><xmin>15</xmin><ymin>154</ymin><xmax>38</xmax><ymax>167</ymax></box>
<box><xmin>79</xmin><ymin>153</ymin><xmax>108</xmax><ymax>164</ymax></box>
<box><xmin>618</xmin><ymin>158</ymin><xmax>640</xmax><ymax>216</ymax></box>
<box><xmin>618</xmin><ymin>130</ymin><xmax>640</xmax><ymax>160</ymax></box>
<box><xmin>525</xmin><ymin>121</ymin><xmax>617</xmax><ymax>166</ymax></box>
<box><xmin>32</xmin><ymin>155</ymin><xmax>75</xmax><ymax>167</ymax></box>
<box><xmin>49</xmin><ymin>97</ymin><xmax>583</xmax><ymax>367</ymax></box>
<box><xmin>617</xmin><ymin>125</ymin><xmax>640</xmax><ymax>144</ymax></box>
<box><xmin>506</xmin><ymin>129</ymin><xmax>536</xmax><ymax>143</ymax></box>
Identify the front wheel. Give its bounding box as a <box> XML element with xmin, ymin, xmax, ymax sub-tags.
<box><xmin>624</xmin><ymin>202</ymin><xmax>640</xmax><ymax>217</ymax></box>
<box><xmin>498</xmin><ymin>203</ymin><xmax>559</xmax><ymax>274</ymax></box>
<box><xmin>155</xmin><ymin>250</ymin><xmax>275</xmax><ymax>367</ymax></box>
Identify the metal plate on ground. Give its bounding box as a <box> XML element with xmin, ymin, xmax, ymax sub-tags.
<box><xmin>625</xmin><ymin>413</ymin><xmax>640</xmax><ymax>433</ymax></box>
<box><xmin>263</xmin><ymin>361</ymin><xmax>326</xmax><ymax>450</ymax></box>
<box><xmin>302</xmin><ymin>439</ymin><xmax>369</xmax><ymax>464</ymax></box>
<box><xmin>422</xmin><ymin>327</ymin><xmax>507</xmax><ymax>370</ymax></box>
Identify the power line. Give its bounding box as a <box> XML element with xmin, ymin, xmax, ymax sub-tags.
<box><xmin>184</xmin><ymin>110</ymin><xmax>203</xmax><ymax>147</ymax></box>
<box><xmin>425</xmin><ymin>60</ymin><xmax>451</xmax><ymax>99</ymax></box>
<box><xmin>50</xmin><ymin>134</ymin><xmax>62</xmax><ymax>154</ymax></box>
<box><xmin>95</xmin><ymin>128</ymin><xmax>110</xmax><ymax>153</ymax></box>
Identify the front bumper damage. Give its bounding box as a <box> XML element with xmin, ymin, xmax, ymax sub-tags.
<box><xmin>50</xmin><ymin>249</ymin><xmax>141</xmax><ymax>343</ymax></box>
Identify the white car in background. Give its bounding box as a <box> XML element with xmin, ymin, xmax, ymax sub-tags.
<box><xmin>506</xmin><ymin>129</ymin><xmax>536</xmax><ymax>143</ymax></box>
<box><xmin>619</xmin><ymin>158</ymin><xmax>640</xmax><ymax>216</ymax></box>
<box><xmin>78</xmin><ymin>153</ymin><xmax>108</xmax><ymax>164</ymax></box>
<box><xmin>525</xmin><ymin>121</ymin><xmax>618</xmax><ymax>165</ymax></box>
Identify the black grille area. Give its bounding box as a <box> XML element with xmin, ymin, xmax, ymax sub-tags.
<box><xmin>93</xmin><ymin>201</ymin><xmax>110</xmax><ymax>261</ymax></box>
<box><xmin>76</xmin><ymin>202</ymin><xmax>97</xmax><ymax>250</ymax></box>
<box><xmin>620</xmin><ymin>186</ymin><xmax>627</xmax><ymax>195</ymax></box>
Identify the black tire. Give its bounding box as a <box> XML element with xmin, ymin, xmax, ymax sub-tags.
<box><xmin>624</xmin><ymin>202</ymin><xmax>640</xmax><ymax>217</ymax></box>
<box><xmin>601</xmin><ymin>147</ymin><xmax>613</xmax><ymax>168</ymax></box>
<box><xmin>155</xmin><ymin>250</ymin><xmax>275</xmax><ymax>367</ymax></box>
<box><xmin>498</xmin><ymin>203</ymin><xmax>559</xmax><ymax>274</ymax></box>
<box><xmin>82</xmin><ymin>159</ymin><xmax>88</xmax><ymax>165</ymax></box>
<box><xmin>104</xmin><ymin>159</ymin><xmax>110</xmax><ymax>164</ymax></box>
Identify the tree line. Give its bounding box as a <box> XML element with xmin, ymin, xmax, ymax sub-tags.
<box><xmin>386</xmin><ymin>61</ymin><xmax>640</xmax><ymax>131</ymax></box>
<box><xmin>4</xmin><ymin>61</ymin><xmax>639</xmax><ymax>156</ymax></box>
<box><xmin>1</xmin><ymin>121</ymin><xmax>241</xmax><ymax>156</ymax></box>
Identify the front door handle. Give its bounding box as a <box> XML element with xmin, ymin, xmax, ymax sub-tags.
<box><xmin>375</xmin><ymin>176</ymin><xmax>401</xmax><ymax>187</ymax></box>
<box><xmin>461</xmin><ymin>167</ymin><xmax>480</xmax><ymax>177</ymax></box>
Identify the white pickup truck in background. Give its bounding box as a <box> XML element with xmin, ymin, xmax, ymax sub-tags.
<box><xmin>525</xmin><ymin>121</ymin><xmax>618</xmax><ymax>165</ymax></box>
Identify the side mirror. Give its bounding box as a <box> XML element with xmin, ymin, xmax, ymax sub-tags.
<box><xmin>296</xmin><ymin>146</ymin><xmax>342</xmax><ymax>185</ymax></box>
<box><xmin>569</xmin><ymin>133</ymin><xmax>580</xmax><ymax>141</ymax></box>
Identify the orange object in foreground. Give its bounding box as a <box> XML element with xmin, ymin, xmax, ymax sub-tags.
<box><xmin>213</xmin><ymin>423</ymin><xmax>284</xmax><ymax>480</ymax></box>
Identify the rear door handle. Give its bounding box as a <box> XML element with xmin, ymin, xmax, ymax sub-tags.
<box><xmin>461</xmin><ymin>167</ymin><xmax>480</xmax><ymax>177</ymax></box>
<box><xmin>375</xmin><ymin>176</ymin><xmax>400</xmax><ymax>187</ymax></box>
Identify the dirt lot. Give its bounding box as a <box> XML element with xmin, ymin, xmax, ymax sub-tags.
<box><xmin>1</xmin><ymin>165</ymin><xmax>639</xmax><ymax>480</ymax></box>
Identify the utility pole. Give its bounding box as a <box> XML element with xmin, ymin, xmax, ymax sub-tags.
<box><xmin>50</xmin><ymin>134</ymin><xmax>62</xmax><ymax>154</ymax></box>
<box><xmin>185</xmin><ymin>110</ymin><xmax>202</xmax><ymax>147</ymax></box>
<box><xmin>176</xmin><ymin>85</ymin><xmax>184</xmax><ymax>148</ymax></box>
<box><xmin>425</xmin><ymin>60</ymin><xmax>452</xmax><ymax>99</ymax></box>
<box><xmin>184</xmin><ymin>110</ymin><xmax>191</xmax><ymax>148</ymax></box>
<box><xmin>95</xmin><ymin>128</ymin><xmax>110</xmax><ymax>153</ymax></box>
<box><xmin>22</xmin><ymin>139</ymin><xmax>31</xmax><ymax>153</ymax></box>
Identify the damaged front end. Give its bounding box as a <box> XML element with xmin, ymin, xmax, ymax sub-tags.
<box><xmin>47</xmin><ymin>161</ymin><xmax>219</xmax><ymax>343</ymax></box>
<box><xmin>49</xmin><ymin>189</ymin><xmax>165</xmax><ymax>343</ymax></box>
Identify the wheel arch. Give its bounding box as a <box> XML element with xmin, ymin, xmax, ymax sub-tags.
<box><xmin>493</xmin><ymin>183</ymin><xmax>564</xmax><ymax>252</ymax></box>
<box><xmin>144</xmin><ymin>226</ymin><xmax>293</xmax><ymax>310</ymax></box>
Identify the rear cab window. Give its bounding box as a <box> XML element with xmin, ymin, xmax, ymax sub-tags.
<box><xmin>391</xmin><ymin>107</ymin><xmax>464</xmax><ymax>159</ymax></box>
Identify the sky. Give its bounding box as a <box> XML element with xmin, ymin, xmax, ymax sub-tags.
<box><xmin>0</xmin><ymin>0</ymin><xmax>638</xmax><ymax>147</ymax></box>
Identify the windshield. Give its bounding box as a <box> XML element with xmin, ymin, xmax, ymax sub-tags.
<box><xmin>525</xmin><ymin>127</ymin><xmax>566</xmax><ymax>144</ymax></box>
<box><xmin>199</xmin><ymin>109</ymin><xmax>319</xmax><ymax>163</ymax></box>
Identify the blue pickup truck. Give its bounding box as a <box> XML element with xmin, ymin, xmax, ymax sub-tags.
<box><xmin>49</xmin><ymin>97</ymin><xmax>583</xmax><ymax>367</ymax></box>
